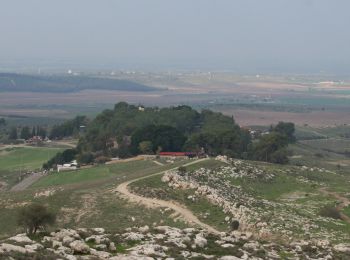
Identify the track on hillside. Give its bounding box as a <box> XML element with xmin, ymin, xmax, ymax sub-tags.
<box><xmin>114</xmin><ymin>158</ymin><xmax>220</xmax><ymax>235</ymax></box>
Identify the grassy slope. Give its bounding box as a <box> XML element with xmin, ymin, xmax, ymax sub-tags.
<box><xmin>0</xmin><ymin>146</ymin><xmax>63</xmax><ymax>187</ymax></box>
<box><xmin>131</xmin><ymin>158</ymin><xmax>350</xmax><ymax>242</ymax></box>
<box><xmin>0</xmin><ymin>159</ymin><xmax>190</xmax><ymax>239</ymax></box>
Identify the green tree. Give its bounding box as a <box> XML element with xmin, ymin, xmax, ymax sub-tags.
<box><xmin>272</xmin><ymin>122</ymin><xmax>296</xmax><ymax>143</ymax></box>
<box><xmin>139</xmin><ymin>141</ymin><xmax>153</xmax><ymax>154</ymax></box>
<box><xmin>9</xmin><ymin>127</ymin><xmax>18</xmax><ymax>140</ymax></box>
<box><xmin>0</xmin><ymin>118</ymin><xmax>5</xmax><ymax>126</ymax></box>
<box><xmin>251</xmin><ymin>132</ymin><xmax>289</xmax><ymax>164</ymax></box>
<box><xmin>20</xmin><ymin>126</ymin><xmax>31</xmax><ymax>140</ymax></box>
<box><xmin>17</xmin><ymin>204</ymin><xmax>56</xmax><ymax>235</ymax></box>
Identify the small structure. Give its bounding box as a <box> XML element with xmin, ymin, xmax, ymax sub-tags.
<box><xmin>159</xmin><ymin>152</ymin><xmax>198</xmax><ymax>158</ymax></box>
<box><xmin>57</xmin><ymin>160</ymin><xmax>78</xmax><ymax>172</ymax></box>
<box><xmin>26</xmin><ymin>136</ymin><xmax>43</xmax><ymax>145</ymax></box>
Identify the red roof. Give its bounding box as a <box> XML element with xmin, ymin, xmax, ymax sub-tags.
<box><xmin>159</xmin><ymin>152</ymin><xmax>186</xmax><ymax>156</ymax></box>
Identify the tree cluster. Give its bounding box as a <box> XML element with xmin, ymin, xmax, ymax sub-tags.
<box><xmin>250</xmin><ymin>122</ymin><xmax>295</xmax><ymax>164</ymax></box>
<box><xmin>76</xmin><ymin>102</ymin><xmax>251</xmax><ymax>161</ymax></box>
<box><xmin>49</xmin><ymin>116</ymin><xmax>87</xmax><ymax>140</ymax></box>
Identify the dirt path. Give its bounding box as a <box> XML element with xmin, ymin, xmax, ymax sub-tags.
<box><xmin>114</xmin><ymin>158</ymin><xmax>220</xmax><ymax>235</ymax></box>
<box><xmin>10</xmin><ymin>172</ymin><xmax>46</xmax><ymax>191</ymax></box>
<box><xmin>152</xmin><ymin>160</ymin><xmax>164</xmax><ymax>166</ymax></box>
<box><xmin>319</xmin><ymin>187</ymin><xmax>350</xmax><ymax>223</ymax></box>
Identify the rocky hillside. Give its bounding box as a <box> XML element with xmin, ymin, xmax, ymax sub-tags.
<box><xmin>1</xmin><ymin>225</ymin><xmax>350</xmax><ymax>259</ymax></box>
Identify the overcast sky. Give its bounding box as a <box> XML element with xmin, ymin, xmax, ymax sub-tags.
<box><xmin>1</xmin><ymin>0</ymin><xmax>349</xmax><ymax>73</ymax></box>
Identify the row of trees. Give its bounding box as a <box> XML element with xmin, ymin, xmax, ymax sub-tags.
<box><xmin>8</xmin><ymin>126</ymin><xmax>47</xmax><ymax>140</ymax></box>
<box><xmin>49</xmin><ymin>116</ymin><xmax>87</xmax><ymax>139</ymax></box>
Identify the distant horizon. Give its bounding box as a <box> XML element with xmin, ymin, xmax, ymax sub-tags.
<box><xmin>1</xmin><ymin>0</ymin><xmax>349</xmax><ymax>76</ymax></box>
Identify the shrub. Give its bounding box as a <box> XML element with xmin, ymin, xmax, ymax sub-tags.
<box><xmin>230</xmin><ymin>220</ymin><xmax>240</xmax><ymax>231</ymax></box>
<box><xmin>94</xmin><ymin>156</ymin><xmax>110</xmax><ymax>164</ymax></box>
<box><xmin>18</xmin><ymin>204</ymin><xmax>56</xmax><ymax>235</ymax></box>
<box><xmin>178</xmin><ymin>166</ymin><xmax>187</xmax><ymax>174</ymax></box>
<box><xmin>77</xmin><ymin>152</ymin><xmax>94</xmax><ymax>165</ymax></box>
<box><xmin>319</xmin><ymin>205</ymin><xmax>342</xmax><ymax>220</ymax></box>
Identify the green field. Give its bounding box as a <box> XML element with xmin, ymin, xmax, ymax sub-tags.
<box><xmin>0</xmin><ymin>146</ymin><xmax>63</xmax><ymax>187</ymax></box>
<box><xmin>0</xmin><ymin>158</ymin><xmax>190</xmax><ymax>239</ymax></box>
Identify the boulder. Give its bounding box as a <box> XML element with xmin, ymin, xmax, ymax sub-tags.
<box><xmin>334</xmin><ymin>243</ymin><xmax>350</xmax><ymax>254</ymax></box>
<box><xmin>219</xmin><ymin>256</ymin><xmax>241</xmax><ymax>260</ymax></box>
<box><xmin>194</xmin><ymin>233</ymin><xmax>207</xmax><ymax>248</ymax></box>
<box><xmin>90</xmin><ymin>248</ymin><xmax>111</xmax><ymax>258</ymax></box>
<box><xmin>69</xmin><ymin>240</ymin><xmax>90</xmax><ymax>254</ymax></box>
<box><xmin>8</xmin><ymin>234</ymin><xmax>34</xmax><ymax>244</ymax></box>
<box><xmin>0</xmin><ymin>243</ymin><xmax>34</xmax><ymax>254</ymax></box>
<box><xmin>139</xmin><ymin>225</ymin><xmax>150</xmax><ymax>234</ymax></box>
<box><xmin>123</xmin><ymin>232</ymin><xmax>145</xmax><ymax>241</ymax></box>
<box><xmin>109</xmin><ymin>242</ymin><xmax>116</xmax><ymax>251</ymax></box>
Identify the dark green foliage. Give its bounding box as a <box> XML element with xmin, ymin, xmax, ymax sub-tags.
<box><xmin>17</xmin><ymin>204</ymin><xmax>56</xmax><ymax>235</ymax></box>
<box><xmin>20</xmin><ymin>126</ymin><xmax>31</xmax><ymax>140</ymax></box>
<box><xmin>0</xmin><ymin>118</ymin><xmax>5</xmax><ymax>126</ymax></box>
<box><xmin>271</xmin><ymin>121</ymin><xmax>296</xmax><ymax>143</ymax></box>
<box><xmin>138</xmin><ymin>141</ymin><xmax>153</xmax><ymax>154</ymax></box>
<box><xmin>131</xmin><ymin>125</ymin><xmax>186</xmax><ymax>154</ymax></box>
<box><xmin>230</xmin><ymin>220</ymin><xmax>240</xmax><ymax>231</ymax></box>
<box><xmin>77</xmin><ymin>102</ymin><xmax>251</xmax><ymax>160</ymax></box>
<box><xmin>50</xmin><ymin>116</ymin><xmax>87</xmax><ymax>139</ymax></box>
<box><xmin>251</xmin><ymin>132</ymin><xmax>289</xmax><ymax>163</ymax></box>
<box><xmin>178</xmin><ymin>166</ymin><xmax>187</xmax><ymax>174</ymax></box>
<box><xmin>77</xmin><ymin>152</ymin><xmax>94</xmax><ymax>165</ymax></box>
<box><xmin>9</xmin><ymin>127</ymin><xmax>18</xmax><ymax>140</ymax></box>
<box><xmin>319</xmin><ymin>205</ymin><xmax>342</xmax><ymax>220</ymax></box>
<box><xmin>251</xmin><ymin>122</ymin><xmax>295</xmax><ymax>164</ymax></box>
<box><xmin>43</xmin><ymin>149</ymin><xmax>77</xmax><ymax>169</ymax></box>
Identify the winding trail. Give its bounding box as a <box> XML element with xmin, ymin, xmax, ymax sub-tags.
<box><xmin>114</xmin><ymin>158</ymin><xmax>220</xmax><ymax>234</ymax></box>
<box><xmin>319</xmin><ymin>187</ymin><xmax>350</xmax><ymax>223</ymax></box>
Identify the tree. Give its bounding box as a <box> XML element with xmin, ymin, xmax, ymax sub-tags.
<box><xmin>77</xmin><ymin>152</ymin><xmax>94</xmax><ymax>165</ymax></box>
<box><xmin>9</xmin><ymin>127</ymin><xmax>18</xmax><ymax>140</ymax></box>
<box><xmin>43</xmin><ymin>149</ymin><xmax>77</xmax><ymax>169</ymax></box>
<box><xmin>0</xmin><ymin>118</ymin><xmax>5</xmax><ymax>127</ymax></box>
<box><xmin>20</xmin><ymin>126</ymin><xmax>31</xmax><ymax>140</ymax></box>
<box><xmin>251</xmin><ymin>132</ymin><xmax>289</xmax><ymax>164</ymax></box>
<box><xmin>272</xmin><ymin>122</ymin><xmax>296</xmax><ymax>143</ymax></box>
<box><xmin>31</xmin><ymin>126</ymin><xmax>36</xmax><ymax>137</ymax></box>
<box><xmin>131</xmin><ymin>125</ymin><xmax>186</xmax><ymax>154</ymax></box>
<box><xmin>17</xmin><ymin>204</ymin><xmax>56</xmax><ymax>235</ymax></box>
<box><xmin>138</xmin><ymin>141</ymin><xmax>153</xmax><ymax>154</ymax></box>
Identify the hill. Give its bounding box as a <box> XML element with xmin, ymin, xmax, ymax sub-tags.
<box><xmin>0</xmin><ymin>73</ymin><xmax>158</xmax><ymax>93</ymax></box>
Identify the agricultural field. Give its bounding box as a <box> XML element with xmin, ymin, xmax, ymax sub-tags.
<box><xmin>1</xmin><ymin>72</ymin><xmax>349</xmax><ymax>127</ymax></box>
<box><xmin>0</xmin><ymin>146</ymin><xmax>64</xmax><ymax>189</ymax></box>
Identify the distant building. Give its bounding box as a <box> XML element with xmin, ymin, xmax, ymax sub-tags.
<box><xmin>57</xmin><ymin>160</ymin><xmax>78</xmax><ymax>172</ymax></box>
<box><xmin>26</xmin><ymin>136</ymin><xmax>43</xmax><ymax>145</ymax></box>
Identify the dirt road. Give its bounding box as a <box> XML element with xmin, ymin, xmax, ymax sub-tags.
<box><xmin>319</xmin><ymin>187</ymin><xmax>350</xmax><ymax>223</ymax></box>
<box><xmin>114</xmin><ymin>158</ymin><xmax>220</xmax><ymax>234</ymax></box>
<box><xmin>10</xmin><ymin>172</ymin><xmax>46</xmax><ymax>191</ymax></box>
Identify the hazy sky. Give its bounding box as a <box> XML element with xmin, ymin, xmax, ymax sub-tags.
<box><xmin>1</xmin><ymin>0</ymin><xmax>349</xmax><ymax>73</ymax></box>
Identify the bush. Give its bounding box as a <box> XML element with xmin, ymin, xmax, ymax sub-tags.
<box><xmin>319</xmin><ymin>205</ymin><xmax>342</xmax><ymax>220</ymax></box>
<box><xmin>270</xmin><ymin>149</ymin><xmax>289</xmax><ymax>164</ymax></box>
<box><xmin>178</xmin><ymin>166</ymin><xmax>187</xmax><ymax>174</ymax></box>
<box><xmin>77</xmin><ymin>152</ymin><xmax>94</xmax><ymax>165</ymax></box>
<box><xmin>18</xmin><ymin>204</ymin><xmax>56</xmax><ymax>235</ymax></box>
<box><xmin>94</xmin><ymin>156</ymin><xmax>110</xmax><ymax>164</ymax></box>
<box><xmin>230</xmin><ymin>220</ymin><xmax>240</xmax><ymax>231</ymax></box>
